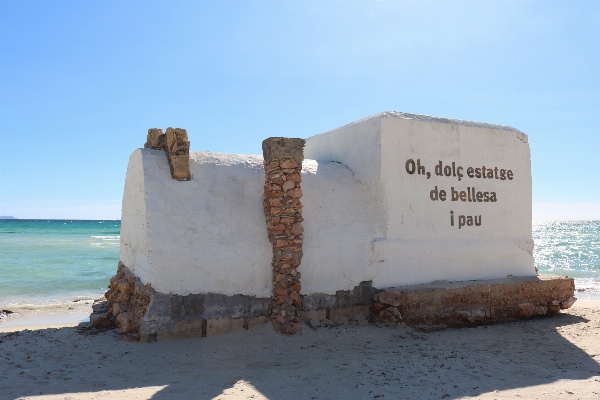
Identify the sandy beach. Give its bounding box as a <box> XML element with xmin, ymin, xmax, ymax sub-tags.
<box><xmin>0</xmin><ymin>300</ymin><xmax>598</xmax><ymax>400</ymax></box>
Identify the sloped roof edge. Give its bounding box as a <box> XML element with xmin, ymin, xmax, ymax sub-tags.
<box><xmin>311</xmin><ymin>111</ymin><xmax>527</xmax><ymax>143</ymax></box>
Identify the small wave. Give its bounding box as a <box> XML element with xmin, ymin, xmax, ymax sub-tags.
<box><xmin>1</xmin><ymin>297</ymin><xmax>96</xmax><ymax>311</ymax></box>
<box><xmin>574</xmin><ymin>277</ymin><xmax>600</xmax><ymax>293</ymax></box>
<box><xmin>90</xmin><ymin>236</ymin><xmax>120</xmax><ymax>239</ymax></box>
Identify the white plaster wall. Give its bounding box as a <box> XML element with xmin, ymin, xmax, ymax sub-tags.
<box><xmin>305</xmin><ymin>111</ymin><xmax>536</xmax><ymax>287</ymax></box>
<box><xmin>121</xmin><ymin>149</ymin><xmax>273</xmax><ymax>297</ymax></box>
<box><xmin>305</xmin><ymin>117</ymin><xmax>389</xmax><ymax>237</ymax></box>
<box><xmin>120</xmin><ymin>150</ymin><xmax>151</xmax><ymax>283</ymax></box>
<box><xmin>300</xmin><ymin>160</ymin><xmax>381</xmax><ymax>294</ymax></box>
<box><xmin>305</xmin><ymin>118</ymin><xmax>381</xmax><ymax>182</ymax></box>
<box><xmin>120</xmin><ymin>150</ymin><xmax>382</xmax><ymax>297</ymax></box>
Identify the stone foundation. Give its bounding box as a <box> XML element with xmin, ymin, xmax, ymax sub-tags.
<box><xmin>262</xmin><ymin>137</ymin><xmax>306</xmax><ymax>334</ymax></box>
<box><xmin>92</xmin><ymin>265</ymin><xmax>577</xmax><ymax>340</ymax></box>
<box><xmin>91</xmin><ymin>262</ymin><xmax>270</xmax><ymax>342</ymax></box>
<box><xmin>371</xmin><ymin>274</ymin><xmax>576</xmax><ymax>331</ymax></box>
<box><xmin>138</xmin><ymin>289</ymin><xmax>270</xmax><ymax>342</ymax></box>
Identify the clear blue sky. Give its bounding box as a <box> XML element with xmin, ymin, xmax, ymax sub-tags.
<box><xmin>1</xmin><ymin>0</ymin><xmax>598</xmax><ymax>220</ymax></box>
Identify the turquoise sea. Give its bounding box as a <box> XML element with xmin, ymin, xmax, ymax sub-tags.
<box><xmin>0</xmin><ymin>220</ymin><xmax>599</xmax><ymax>317</ymax></box>
<box><xmin>0</xmin><ymin>220</ymin><xmax>120</xmax><ymax>314</ymax></box>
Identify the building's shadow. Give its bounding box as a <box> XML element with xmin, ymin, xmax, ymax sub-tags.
<box><xmin>2</xmin><ymin>311</ymin><xmax>598</xmax><ymax>400</ymax></box>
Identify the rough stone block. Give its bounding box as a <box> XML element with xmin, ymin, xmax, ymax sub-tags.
<box><xmin>354</xmin><ymin>314</ymin><xmax>369</xmax><ymax>326</ymax></box>
<box><xmin>166</xmin><ymin>127</ymin><xmax>189</xmax><ymax>155</ymax></box>
<box><xmin>207</xmin><ymin>317</ymin><xmax>245</xmax><ymax>337</ymax></box>
<box><xmin>90</xmin><ymin>313</ymin><xmax>113</xmax><ymax>327</ymax></box>
<box><xmin>165</xmin><ymin>127</ymin><xmax>190</xmax><ymax>181</ymax></box>
<box><xmin>119</xmin><ymin>322</ymin><xmax>137</xmax><ymax>334</ymax></box>
<box><xmin>309</xmin><ymin>317</ymin><xmax>321</xmax><ymax>328</ymax></box>
<box><xmin>547</xmin><ymin>300</ymin><xmax>561</xmax><ymax>313</ymax></box>
<box><xmin>246</xmin><ymin>316</ymin><xmax>270</xmax><ymax>329</ymax></box>
<box><xmin>330</xmin><ymin>306</ymin><xmax>370</xmax><ymax>323</ymax></box>
<box><xmin>169</xmin><ymin>319</ymin><xmax>204</xmax><ymax>339</ymax></box>
<box><xmin>92</xmin><ymin>300</ymin><xmax>108</xmax><ymax>314</ymax></box>
<box><xmin>535</xmin><ymin>305</ymin><xmax>547</xmax><ymax>315</ymax></box>
<box><xmin>299</xmin><ymin>309</ymin><xmax>326</xmax><ymax>323</ymax></box>
<box><xmin>378</xmin><ymin>291</ymin><xmax>406</xmax><ymax>307</ymax></box>
<box><xmin>379</xmin><ymin>307</ymin><xmax>402</xmax><ymax>322</ymax></box>
<box><xmin>138</xmin><ymin>333</ymin><xmax>158</xmax><ymax>343</ymax></box>
<box><xmin>168</xmin><ymin>154</ymin><xmax>191</xmax><ymax>181</ymax></box>
<box><xmin>560</xmin><ymin>297</ymin><xmax>577</xmax><ymax>309</ymax></box>
<box><xmin>115</xmin><ymin>312</ymin><xmax>131</xmax><ymax>327</ymax></box>
<box><xmin>282</xmin><ymin>180</ymin><xmax>295</xmax><ymax>191</ymax></box>
<box><xmin>262</xmin><ymin>137</ymin><xmax>306</xmax><ymax>162</ymax></box>
<box><xmin>144</xmin><ymin>128</ymin><xmax>165</xmax><ymax>149</ymax></box>
<box><xmin>518</xmin><ymin>302</ymin><xmax>536</xmax><ymax>317</ymax></box>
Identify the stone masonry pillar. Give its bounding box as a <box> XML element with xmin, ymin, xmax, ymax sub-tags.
<box><xmin>262</xmin><ymin>137</ymin><xmax>306</xmax><ymax>334</ymax></box>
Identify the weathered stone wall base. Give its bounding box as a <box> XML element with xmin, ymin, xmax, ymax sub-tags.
<box><xmin>92</xmin><ymin>268</ymin><xmax>576</xmax><ymax>339</ymax></box>
<box><xmin>371</xmin><ymin>274</ymin><xmax>576</xmax><ymax>331</ymax></box>
<box><xmin>91</xmin><ymin>262</ymin><xmax>271</xmax><ymax>342</ymax></box>
<box><xmin>138</xmin><ymin>289</ymin><xmax>270</xmax><ymax>342</ymax></box>
<box><xmin>299</xmin><ymin>281</ymin><xmax>374</xmax><ymax>327</ymax></box>
<box><xmin>300</xmin><ymin>306</ymin><xmax>371</xmax><ymax>328</ymax></box>
<box><xmin>139</xmin><ymin>315</ymin><xmax>271</xmax><ymax>342</ymax></box>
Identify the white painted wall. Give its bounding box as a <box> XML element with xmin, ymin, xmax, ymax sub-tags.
<box><xmin>120</xmin><ymin>150</ymin><xmax>381</xmax><ymax>297</ymax></box>
<box><xmin>304</xmin><ymin>117</ymin><xmax>382</xmax><ymax>182</ymax></box>
<box><xmin>120</xmin><ymin>150</ymin><xmax>151</xmax><ymax>283</ymax></box>
<box><xmin>121</xmin><ymin>149</ymin><xmax>272</xmax><ymax>297</ymax></box>
<box><xmin>300</xmin><ymin>160</ymin><xmax>381</xmax><ymax>294</ymax></box>
<box><xmin>305</xmin><ymin>111</ymin><xmax>536</xmax><ymax>288</ymax></box>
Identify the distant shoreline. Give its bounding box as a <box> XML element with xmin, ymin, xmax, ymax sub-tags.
<box><xmin>0</xmin><ymin>218</ymin><xmax>120</xmax><ymax>221</ymax></box>
<box><xmin>3</xmin><ymin>218</ymin><xmax>599</xmax><ymax>222</ymax></box>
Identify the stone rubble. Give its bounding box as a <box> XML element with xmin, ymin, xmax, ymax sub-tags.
<box><xmin>89</xmin><ymin>299</ymin><xmax>111</xmax><ymax>327</ymax></box>
<box><xmin>90</xmin><ymin>261</ymin><xmax>156</xmax><ymax>341</ymax></box>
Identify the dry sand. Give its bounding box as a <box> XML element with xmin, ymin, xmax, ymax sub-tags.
<box><xmin>1</xmin><ymin>301</ymin><xmax>599</xmax><ymax>400</ymax></box>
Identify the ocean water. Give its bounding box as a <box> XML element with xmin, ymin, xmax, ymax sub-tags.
<box><xmin>533</xmin><ymin>220</ymin><xmax>600</xmax><ymax>298</ymax></box>
<box><xmin>0</xmin><ymin>220</ymin><xmax>598</xmax><ymax>321</ymax></box>
<box><xmin>0</xmin><ymin>220</ymin><xmax>120</xmax><ymax>318</ymax></box>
